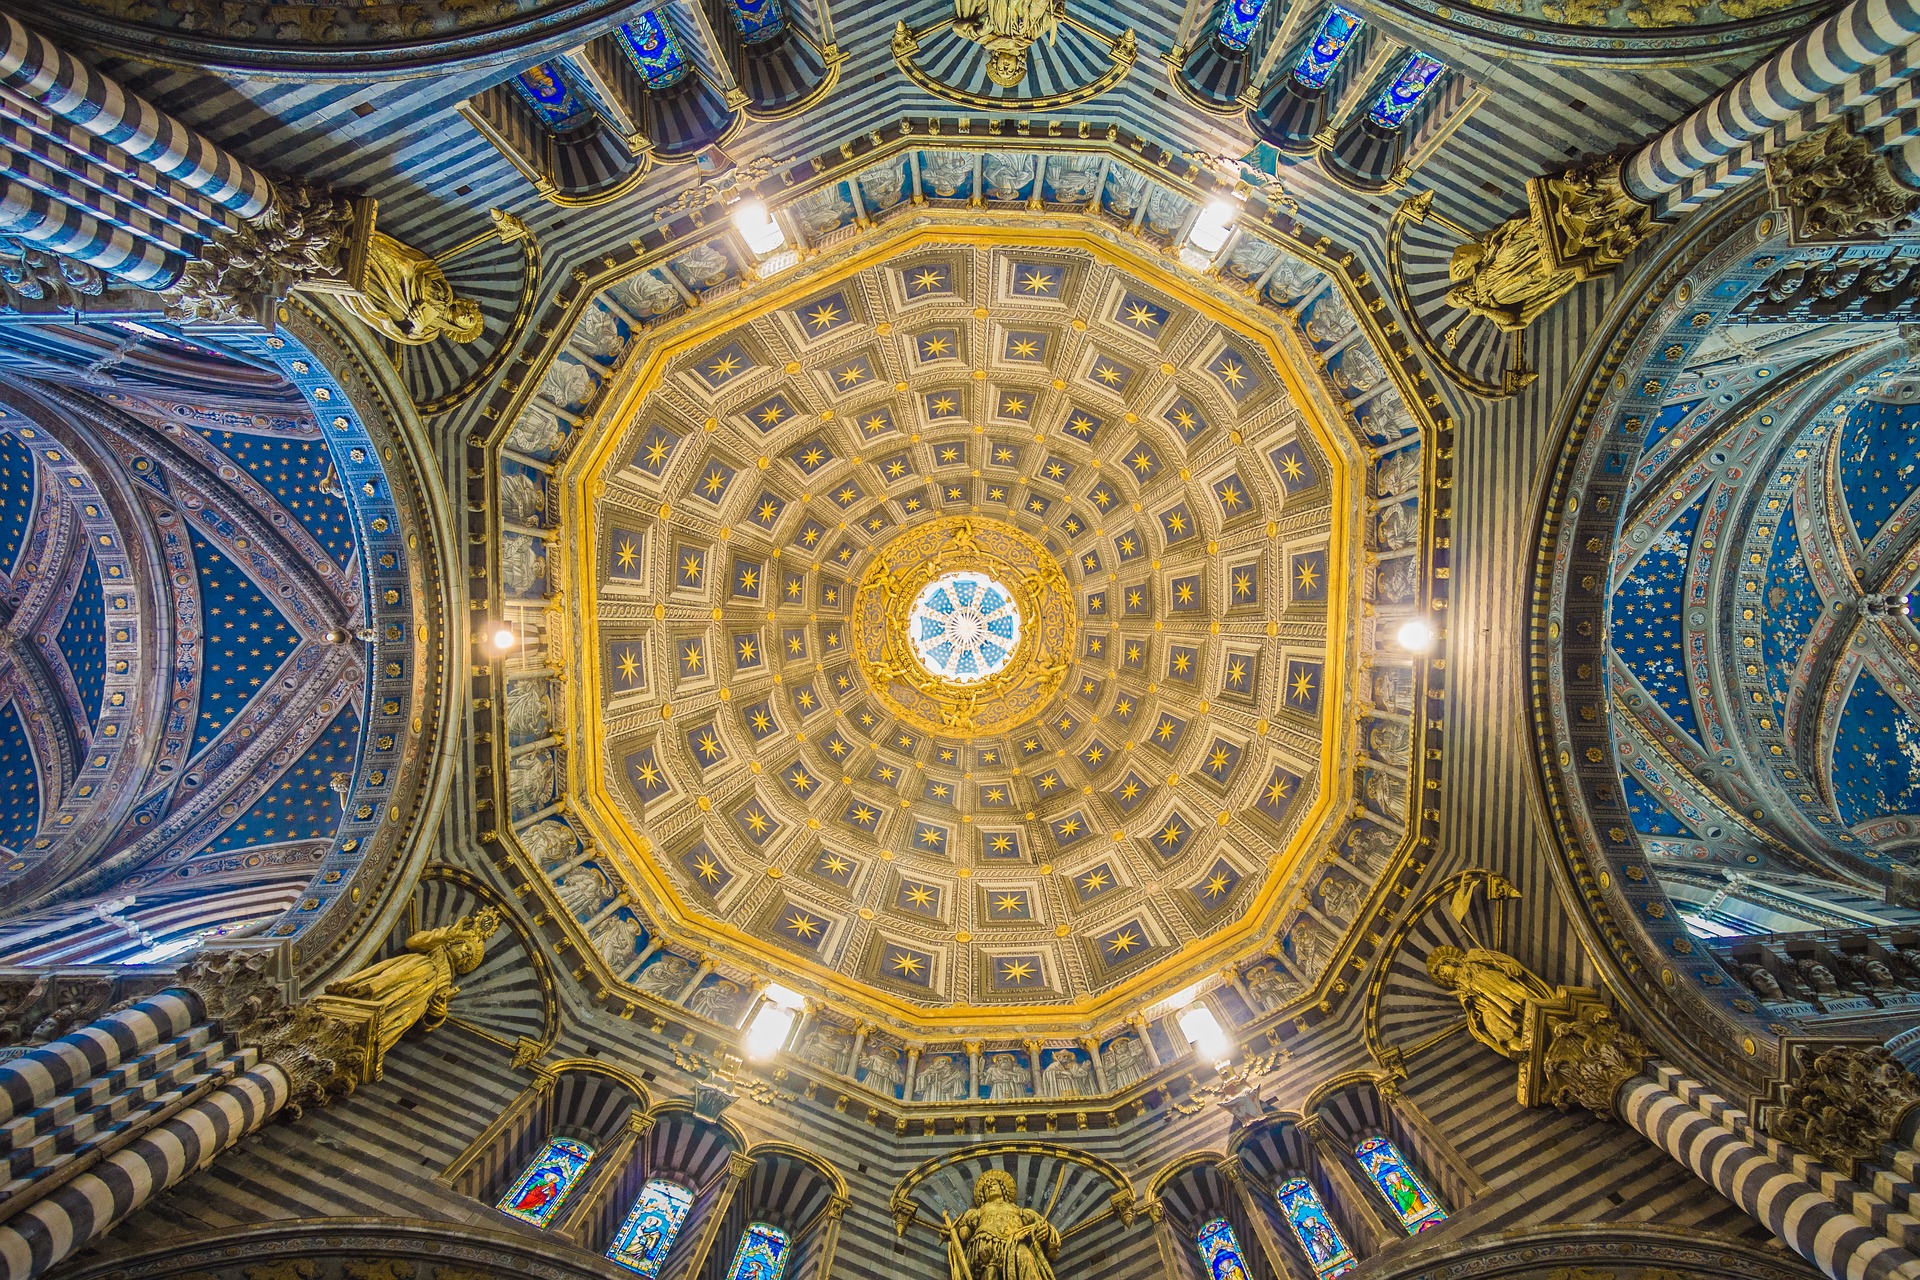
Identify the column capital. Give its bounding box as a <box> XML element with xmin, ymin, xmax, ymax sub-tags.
<box><xmin>726</xmin><ymin>1150</ymin><xmax>757</xmax><ymax>1180</ymax></box>
<box><xmin>1215</xmin><ymin>1152</ymin><xmax>1246</xmax><ymax>1183</ymax></box>
<box><xmin>825</xmin><ymin>1195</ymin><xmax>849</xmax><ymax>1220</ymax></box>
<box><xmin>1539</xmin><ymin>1004</ymin><xmax>1650</xmax><ymax>1119</ymax></box>
<box><xmin>1766</xmin><ymin>1042</ymin><xmax>1920</xmax><ymax>1179</ymax></box>
<box><xmin>627</xmin><ymin>1111</ymin><xmax>658</xmax><ymax>1137</ymax></box>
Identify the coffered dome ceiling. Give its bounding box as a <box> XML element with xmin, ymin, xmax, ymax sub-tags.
<box><xmin>509</xmin><ymin>215</ymin><xmax>1413</xmax><ymax>1035</ymax></box>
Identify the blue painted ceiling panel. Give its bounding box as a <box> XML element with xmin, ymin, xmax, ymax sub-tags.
<box><xmin>1839</xmin><ymin>399</ymin><xmax>1920</xmax><ymax>549</ymax></box>
<box><xmin>197</xmin><ymin>430</ymin><xmax>356</xmax><ymax>568</ymax></box>
<box><xmin>204</xmin><ymin>704</ymin><xmax>361</xmax><ymax>853</ymax></box>
<box><xmin>56</xmin><ymin>548</ymin><xmax>106</xmax><ymax>734</ymax></box>
<box><xmin>190</xmin><ymin>531</ymin><xmax>299</xmax><ymax>758</ymax></box>
<box><xmin>1609</xmin><ymin>487</ymin><xmax>1708</xmax><ymax>740</ymax></box>
<box><xmin>1832</xmin><ymin>668</ymin><xmax>1920</xmax><ymax>825</ymax></box>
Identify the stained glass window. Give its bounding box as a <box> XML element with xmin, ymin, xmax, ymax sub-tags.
<box><xmin>726</xmin><ymin>0</ymin><xmax>787</xmax><ymax>44</ymax></box>
<box><xmin>1292</xmin><ymin>6</ymin><xmax>1363</xmax><ymax>90</ymax></box>
<box><xmin>1215</xmin><ymin>0</ymin><xmax>1273</xmax><ymax>52</ymax></box>
<box><xmin>1365</xmin><ymin>54</ymin><xmax>1446</xmax><ymax>128</ymax></box>
<box><xmin>1353</xmin><ymin>1136</ymin><xmax>1447</xmax><ymax>1232</ymax></box>
<box><xmin>619</xmin><ymin>11</ymin><xmax>692</xmax><ymax>89</ymax></box>
<box><xmin>723</xmin><ymin>1221</ymin><xmax>791</xmax><ymax>1280</ymax></box>
<box><xmin>496</xmin><ymin>1136</ymin><xmax>595</xmax><ymax>1226</ymax></box>
<box><xmin>1195</xmin><ymin>1216</ymin><xmax>1254</xmax><ymax>1280</ymax></box>
<box><xmin>608</xmin><ymin>1178</ymin><xmax>695</xmax><ymax>1276</ymax></box>
<box><xmin>1276</xmin><ymin>1176</ymin><xmax>1355</xmax><ymax>1278</ymax></box>
<box><xmin>512</xmin><ymin>63</ymin><xmax>590</xmax><ymax>129</ymax></box>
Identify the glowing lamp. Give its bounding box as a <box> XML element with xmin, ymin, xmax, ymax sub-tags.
<box><xmin>732</xmin><ymin>200</ymin><xmax>787</xmax><ymax>257</ymax></box>
<box><xmin>1177</xmin><ymin>1003</ymin><xmax>1233</xmax><ymax>1066</ymax></box>
<box><xmin>1395</xmin><ymin>618</ymin><xmax>1436</xmax><ymax>653</ymax></box>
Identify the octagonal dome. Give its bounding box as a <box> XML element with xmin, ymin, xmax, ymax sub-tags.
<box><xmin>536</xmin><ymin>218</ymin><xmax>1380</xmax><ymax>1035</ymax></box>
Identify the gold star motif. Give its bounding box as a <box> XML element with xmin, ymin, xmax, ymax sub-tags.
<box><xmin>1124</xmin><ymin>301</ymin><xmax>1161</xmax><ymax>329</ymax></box>
<box><xmin>1002</xmin><ymin>395</ymin><xmax>1027</xmax><ymax>416</ymax></box>
<box><xmin>1295</xmin><ymin>560</ymin><xmax>1320</xmax><ymax>592</ymax></box>
<box><xmin>1172</xmin><ymin>652</ymin><xmax>1193</xmax><ymax>675</ymax></box>
<box><xmin>634</xmin><ymin>759</ymin><xmax>662</xmax><ymax>788</ymax></box>
<box><xmin>851</xmin><ymin>804</ymin><xmax>877</xmax><ymax>825</ymax></box>
<box><xmin>750</xmin><ymin>709</ymin><xmax>771</xmax><ymax>731</ymax></box>
<box><xmin>1158</xmin><ymin>821</ymin><xmax>1184</xmax><ymax>847</ymax></box>
<box><xmin>702</xmin><ymin>468</ymin><xmax>728</xmax><ymax>496</ymax></box>
<box><xmin>800</xmin><ymin>446</ymin><xmax>826</xmax><ymax>469</ymax></box>
<box><xmin>1019</xmin><ymin>268</ymin><xmax>1056</xmax><ymax>294</ymax></box>
<box><xmin>1165</xmin><ymin>511</ymin><xmax>1188</xmax><ymax>535</ymax></box>
<box><xmin>919</xmin><ymin>827</ymin><xmax>944</xmax><ymax>847</ymax></box>
<box><xmin>1011</xmin><ymin>338</ymin><xmax>1039</xmax><ymax>358</ymax></box>
<box><xmin>616</xmin><ymin>537</ymin><xmax>638</xmax><ymax>570</ymax></box>
<box><xmin>994</xmin><ymin>893</ymin><xmax>1026</xmax><ymax>914</ymax></box>
<box><xmin>1207</xmin><ymin>746</ymin><xmax>1232</xmax><ymax>773</ymax></box>
<box><xmin>1291</xmin><ymin>668</ymin><xmax>1316</xmax><ymax>703</ymax></box>
<box><xmin>989</xmin><ymin>834</ymin><xmax>1012</xmax><ymax>852</ymax></box>
<box><xmin>1105</xmin><ymin>928</ymin><xmax>1140</xmax><ymax>955</ymax></box>
<box><xmin>757</xmin><ymin>402</ymin><xmax>787</xmax><ymax>427</ymax></box>
<box><xmin>1235</xmin><ymin>571</ymin><xmax>1254</xmax><ymax>599</ymax></box>
<box><xmin>1094</xmin><ymin>362</ymin><xmax>1124</xmax><ymax>386</ymax></box>
<box><xmin>695</xmin><ymin>730</ymin><xmax>722</xmax><ymax>759</ymax></box>
<box><xmin>693</xmin><ymin>853</ymin><xmax>722</xmax><ymax>883</ymax></box>
<box><xmin>836</xmin><ymin>364</ymin><xmax>866</xmax><ymax>387</ymax></box>
<box><xmin>1279</xmin><ymin>451</ymin><xmax>1305</xmax><ymax>481</ymax></box>
<box><xmin>757</xmin><ymin>500</ymin><xmax>781</xmax><ymax>523</ymax></box>
<box><xmin>617</xmin><ymin>648</ymin><xmax>640</xmax><ymax>681</ymax></box>
<box><xmin>681</xmin><ymin>552</ymin><xmax>704</xmax><ymax>582</ymax></box>
<box><xmin>932</xmin><ymin>394</ymin><xmax>957</xmax><ymax>414</ymax></box>
<box><xmin>819</xmin><ymin>852</ymin><xmax>849</xmax><ymax>875</ymax></box>
<box><xmin>889</xmin><ymin>950</ymin><xmax>925</xmax><ymax>978</ymax></box>
<box><xmin>1218</xmin><ymin>483</ymin><xmax>1244</xmax><ymax>510</ymax></box>
<box><xmin>905</xmin><ymin>885</ymin><xmax>936</xmax><ymax>908</ymax></box>
<box><xmin>707</xmin><ymin>352</ymin><xmax>741</xmax><ymax>379</ymax></box>
<box><xmin>683</xmin><ymin>643</ymin><xmax>705</xmax><ymax>673</ymax></box>
<box><xmin>921</xmin><ymin>335</ymin><xmax>952</xmax><ymax>358</ymax></box>
<box><xmin>999</xmin><ymin>958</ymin><xmax>1035</xmax><ymax>982</ymax></box>
<box><xmin>1203</xmin><ymin>871</ymin><xmax>1233</xmax><ymax>899</ymax></box>
<box><xmin>785</xmin><ymin>912</ymin><xmax>821</xmax><ymax>939</ymax></box>
<box><xmin>1215</xmin><ymin>357</ymin><xmax>1247</xmax><ymax>389</ymax></box>
<box><xmin>789</xmin><ymin>768</ymin><xmax>813</xmax><ymax>792</ymax></box>
<box><xmin>806</xmin><ymin>301</ymin><xmax>842</xmax><ymax>330</ymax></box>
<box><xmin>1058</xmin><ymin>817</ymin><xmax>1084</xmax><ymax>838</ymax></box>
<box><xmin>644</xmin><ymin>436</ymin><xmax>670</xmax><ymax>467</ymax></box>
<box><xmin>743</xmin><ymin>809</ymin><xmax>770</xmax><ymax>835</ymax></box>
<box><xmin>911</xmin><ymin>267</ymin><xmax>946</xmax><ymax>292</ymax></box>
<box><xmin>1078</xmin><ymin>866</ymin><xmax>1107</xmax><ymax>890</ymax></box>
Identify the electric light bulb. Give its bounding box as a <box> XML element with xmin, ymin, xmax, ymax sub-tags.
<box><xmin>1396</xmin><ymin>618</ymin><xmax>1436</xmax><ymax>653</ymax></box>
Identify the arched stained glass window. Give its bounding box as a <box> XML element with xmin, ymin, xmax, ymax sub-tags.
<box><xmin>1353</xmin><ymin>1135</ymin><xmax>1447</xmax><ymax>1232</ymax></box>
<box><xmin>608</xmin><ymin>1178</ymin><xmax>695</xmax><ymax>1276</ymax></box>
<box><xmin>512</xmin><ymin>63</ymin><xmax>591</xmax><ymax>129</ymax></box>
<box><xmin>1195</xmin><ymin>1216</ymin><xmax>1254</xmax><ymax>1280</ymax></box>
<box><xmin>726</xmin><ymin>0</ymin><xmax>787</xmax><ymax>45</ymax></box>
<box><xmin>1291</xmin><ymin>6</ymin><xmax>1363</xmax><ymax>90</ymax></box>
<box><xmin>1276</xmin><ymin>1176</ymin><xmax>1355</xmax><ymax>1278</ymax></box>
<box><xmin>619</xmin><ymin>11</ymin><xmax>693</xmax><ymax>89</ymax></box>
<box><xmin>724</xmin><ymin>1221</ymin><xmax>791</xmax><ymax>1280</ymax></box>
<box><xmin>1215</xmin><ymin>0</ymin><xmax>1273</xmax><ymax>53</ymax></box>
<box><xmin>1365</xmin><ymin>54</ymin><xmax>1447</xmax><ymax>129</ymax></box>
<box><xmin>496</xmin><ymin>1136</ymin><xmax>595</xmax><ymax>1226</ymax></box>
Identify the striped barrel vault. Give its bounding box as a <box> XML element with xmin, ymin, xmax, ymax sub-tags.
<box><xmin>0</xmin><ymin>143</ymin><xmax>188</xmax><ymax>287</ymax></box>
<box><xmin>0</xmin><ymin>13</ymin><xmax>271</xmax><ymax>221</ymax></box>
<box><xmin>1623</xmin><ymin>0</ymin><xmax>1920</xmax><ymax>212</ymax></box>
<box><xmin>1619</xmin><ymin>1064</ymin><xmax>1920</xmax><ymax>1280</ymax></box>
<box><xmin>0</xmin><ymin>993</ymin><xmax>201</xmax><ymax>1128</ymax></box>
<box><xmin>0</xmin><ymin>1058</ymin><xmax>289</xmax><ymax>1280</ymax></box>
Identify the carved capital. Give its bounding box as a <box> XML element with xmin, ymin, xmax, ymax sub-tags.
<box><xmin>626</xmin><ymin>1111</ymin><xmax>658</xmax><ymax>1137</ymax></box>
<box><xmin>1767</xmin><ymin>120</ymin><xmax>1920</xmax><ymax>242</ymax></box>
<box><xmin>165</xmin><ymin>184</ymin><xmax>363</xmax><ymax>326</ymax></box>
<box><xmin>1766</xmin><ymin>1044</ymin><xmax>1920</xmax><ymax>1178</ymax></box>
<box><xmin>825</xmin><ymin>1195</ymin><xmax>849</xmax><ymax>1221</ymax></box>
<box><xmin>178</xmin><ymin>950</ymin><xmax>365</xmax><ymax>1117</ymax></box>
<box><xmin>726</xmin><ymin>1150</ymin><xmax>758</xmax><ymax>1181</ymax></box>
<box><xmin>1539</xmin><ymin>1004</ymin><xmax>1650</xmax><ymax>1119</ymax></box>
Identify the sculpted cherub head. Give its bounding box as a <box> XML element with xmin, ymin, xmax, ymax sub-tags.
<box><xmin>974</xmin><ymin>1169</ymin><xmax>1018</xmax><ymax>1207</ymax></box>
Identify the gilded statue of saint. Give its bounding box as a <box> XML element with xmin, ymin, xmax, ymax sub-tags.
<box><xmin>324</xmin><ymin>909</ymin><xmax>500</xmax><ymax>1061</ymax></box>
<box><xmin>1425</xmin><ymin>945</ymin><xmax>1554</xmax><ymax>1059</ymax></box>
<box><xmin>949</xmin><ymin>0</ymin><xmax>1061</xmax><ymax>86</ymax></box>
<box><xmin>945</xmin><ymin>1170</ymin><xmax>1061</xmax><ymax>1280</ymax></box>
<box><xmin>346</xmin><ymin>231</ymin><xmax>486</xmax><ymax>345</ymax></box>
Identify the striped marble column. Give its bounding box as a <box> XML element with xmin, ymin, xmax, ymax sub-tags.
<box><xmin>0</xmin><ymin>991</ymin><xmax>299</xmax><ymax>1280</ymax></box>
<box><xmin>1622</xmin><ymin>0</ymin><xmax>1920</xmax><ymax>215</ymax></box>
<box><xmin>1614</xmin><ymin>1064</ymin><xmax>1920</xmax><ymax>1280</ymax></box>
<box><xmin>0</xmin><ymin>13</ymin><xmax>272</xmax><ymax>220</ymax></box>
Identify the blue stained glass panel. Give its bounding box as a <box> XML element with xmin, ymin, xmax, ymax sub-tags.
<box><xmin>608</xmin><ymin>1178</ymin><xmax>695</xmax><ymax>1276</ymax></box>
<box><xmin>1215</xmin><ymin>0</ymin><xmax>1273</xmax><ymax>52</ymax></box>
<box><xmin>1292</xmin><ymin>6</ymin><xmax>1363</xmax><ymax>89</ymax></box>
<box><xmin>1354</xmin><ymin>1136</ymin><xmax>1446</xmax><ymax>1232</ymax></box>
<box><xmin>513</xmin><ymin>63</ymin><xmax>590</xmax><ymax>128</ymax></box>
<box><xmin>727</xmin><ymin>0</ymin><xmax>787</xmax><ymax>44</ymax></box>
<box><xmin>1366</xmin><ymin>53</ymin><xmax>1446</xmax><ymax>128</ymax></box>
<box><xmin>1195</xmin><ymin>1216</ymin><xmax>1254</xmax><ymax>1280</ymax></box>
<box><xmin>1277</xmin><ymin>1177</ymin><xmax>1354</xmax><ymax>1278</ymax></box>
<box><xmin>724</xmin><ymin>1222</ymin><xmax>790</xmax><ymax>1280</ymax></box>
<box><xmin>620</xmin><ymin>11</ymin><xmax>693</xmax><ymax>88</ymax></box>
<box><xmin>496</xmin><ymin>1136</ymin><xmax>595</xmax><ymax>1226</ymax></box>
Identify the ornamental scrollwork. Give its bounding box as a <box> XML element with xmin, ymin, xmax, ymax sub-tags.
<box><xmin>1767</xmin><ymin>1044</ymin><xmax>1920</xmax><ymax>1177</ymax></box>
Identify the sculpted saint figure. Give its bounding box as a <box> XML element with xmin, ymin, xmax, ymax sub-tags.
<box><xmin>945</xmin><ymin>1169</ymin><xmax>1062</xmax><ymax>1280</ymax></box>
<box><xmin>1425</xmin><ymin>945</ymin><xmax>1554</xmax><ymax>1059</ymax></box>
<box><xmin>346</xmin><ymin>231</ymin><xmax>486</xmax><ymax>345</ymax></box>
<box><xmin>324</xmin><ymin>909</ymin><xmax>499</xmax><ymax>1061</ymax></box>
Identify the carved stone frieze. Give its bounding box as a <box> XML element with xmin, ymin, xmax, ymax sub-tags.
<box><xmin>1766</xmin><ymin>120</ymin><xmax>1920</xmax><ymax>242</ymax></box>
<box><xmin>1767</xmin><ymin>1043</ymin><xmax>1920</xmax><ymax>1177</ymax></box>
<box><xmin>0</xmin><ymin>237</ymin><xmax>108</xmax><ymax>312</ymax></box>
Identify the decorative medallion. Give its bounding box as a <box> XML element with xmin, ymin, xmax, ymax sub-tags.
<box><xmin>853</xmin><ymin>516</ymin><xmax>1073</xmax><ymax>736</ymax></box>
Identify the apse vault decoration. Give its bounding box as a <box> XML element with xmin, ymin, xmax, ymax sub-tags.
<box><xmin>488</xmin><ymin>146</ymin><xmax>1434</xmax><ymax>1099</ymax></box>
